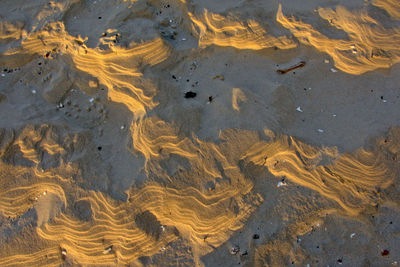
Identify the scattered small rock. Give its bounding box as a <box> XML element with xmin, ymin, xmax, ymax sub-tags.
<box><xmin>381</xmin><ymin>249</ymin><xmax>390</xmax><ymax>256</ymax></box>
<box><xmin>213</xmin><ymin>74</ymin><xmax>224</xmax><ymax>81</ymax></box>
<box><xmin>253</xmin><ymin>234</ymin><xmax>260</xmax><ymax>239</ymax></box>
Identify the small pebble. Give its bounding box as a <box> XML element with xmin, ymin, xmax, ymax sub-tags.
<box><xmin>230</xmin><ymin>246</ymin><xmax>240</xmax><ymax>255</ymax></box>
<box><xmin>330</xmin><ymin>68</ymin><xmax>338</xmax><ymax>73</ymax></box>
<box><xmin>296</xmin><ymin>106</ymin><xmax>303</xmax><ymax>112</ymax></box>
<box><xmin>350</xmin><ymin>233</ymin><xmax>356</xmax><ymax>238</ymax></box>
<box><xmin>324</xmin><ymin>59</ymin><xmax>330</xmax><ymax>63</ymax></box>
<box><xmin>1</xmin><ymin>73</ymin><xmax>5</xmax><ymax>77</ymax></box>
<box><xmin>32</xmin><ymin>89</ymin><xmax>37</xmax><ymax>94</ymax></box>
<box><xmin>317</xmin><ymin>129</ymin><xmax>324</xmax><ymax>133</ymax></box>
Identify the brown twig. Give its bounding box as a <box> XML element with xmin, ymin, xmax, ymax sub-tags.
<box><xmin>277</xmin><ymin>61</ymin><xmax>306</xmax><ymax>74</ymax></box>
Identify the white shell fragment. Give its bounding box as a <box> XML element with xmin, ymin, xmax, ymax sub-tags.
<box><xmin>277</xmin><ymin>181</ymin><xmax>287</xmax><ymax>187</ymax></box>
<box><xmin>330</xmin><ymin>68</ymin><xmax>338</xmax><ymax>72</ymax></box>
<box><xmin>296</xmin><ymin>106</ymin><xmax>303</xmax><ymax>112</ymax></box>
<box><xmin>103</xmin><ymin>246</ymin><xmax>112</xmax><ymax>254</ymax></box>
<box><xmin>350</xmin><ymin>233</ymin><xmax>356</xmax><ymax>238</ymax></box>
<box><xmin>317</xmin><ymin>129</ymin><xmax>324</xmax><ymax>133</ymax></box>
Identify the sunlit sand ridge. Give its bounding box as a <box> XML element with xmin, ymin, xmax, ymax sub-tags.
<box><xmin>190</xmin><ymin>9</ymin><xmax>296</xmax><ymax>50</ymax></box>
<box><xmin>37</xmin><ymin>181</ymin><xmax>258</xmax><ymax>264</ymax></box>
<box><xmin>4</xmin><ymin>21</ymin><xmax>171</xmax><ymax>118</ymax></box>
<box><xmin>277</xmin><ymin>4</ymin><xmax>400</xmax><ymax>74</ymax></box>
<box><xmin>0</xmin><ymin>21</ymin><xmax>261</xmax><ymax>264</ymax></box>
<box><xmin>243</xmin><ymin>135</ymin><xmax>393</xmax><ymax>215</ymax></box>
<box><xmin>37</xmin><ymin>190</ymin><xmax>178</xmax><ymax>265</ymax></box>
<box><xmin>0</xmin><ymin>182</ymin><xmax>66</xmax><ymax>219</ymax></box>
<box><xmin>0</xmin><ymin>247</ymin><xmax>61</xmax><ymax>267</ymax></box>
<box><xmin>373</xmin><ymin>0</ymin><xmax>400</xmax><ymax>19</ymax></box>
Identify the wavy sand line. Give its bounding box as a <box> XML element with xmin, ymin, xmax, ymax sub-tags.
<box><xmin>0</xmin><ymin>182</ymin><xmax>66</xmax><ymax>218</ymax></box>
<box><xmin>0</xmin><ymin>247</ymin><xmax>61</xmax><ymax>267</ymax></box>
<box><xmin>189</xmin><ymin>9</ymin><xmax>297</xmax><ymax>50</ymax></box>
<box><xmin>36</xmin><ymin>190</ymin><xmax>175</xmax><ymax>265</ymax></box>
<box><xmin>277</xmin><ymin>4</ymin><xmax>400</xmax><ymax>74</ymax></box>
<box><xmin>373</xmin><ymin>0</ymin><xmax>400</xmax><ymax>19</ymax></box>
<box><xmin>243</xmin><ymin>135</ymin><xmax>393</xmax><ymax>215</ymax></box>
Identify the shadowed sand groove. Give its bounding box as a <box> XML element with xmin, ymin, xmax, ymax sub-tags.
<box><xmin>243</xmin><ymin>135</ymin><xmax>393</xmax><ymax>215</ymax></box>
<box><xmin>277</xmin><ymin>4</ymin><xmax>400</xmax><ymax>74</ymax></box>
<box><xmin>189</xmin><ymin>9</ymin><xmax>297</xmax><ymax>50</ymax></box>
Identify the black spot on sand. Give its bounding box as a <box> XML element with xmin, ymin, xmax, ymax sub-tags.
<box><xmin>185</xmin><ymin>91</ymin><xmax>197</xmax><ymax>98</ymax></box>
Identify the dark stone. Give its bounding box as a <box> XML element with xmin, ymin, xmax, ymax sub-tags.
<box><xmin>184</xmin><ymin>91</ymin><xmax>197</xmax><ymax>98</ymax></box>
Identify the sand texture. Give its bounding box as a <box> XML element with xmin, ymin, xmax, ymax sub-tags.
<box><xmin>0</xmin><ymin>0</ymin><xmax>400</xmax><ymax>266</ymax></box>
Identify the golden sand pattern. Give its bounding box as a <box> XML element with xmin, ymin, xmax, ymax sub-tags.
<box><xmin>0</xmin><ymin>247</ymin><xmax>61</xmax><ymax>267</ymax></box>
<box><xmin>243</xmin><ymin>135</ymin><xmax>393</xmax><ymax>215</ymax></box>
<box><xmin>5</xmin><ymin>22</ymin><xmax>170</xmax><ymax>118</ymax></box>
<box><xmin>0</xmin><ymin>1</ymin><xmax>399</xmax><ymax>265</ymax></box>
<box><xmin>37</xmin><ymin>191</ymin><xmax>178</xmax><ymax>266</ymax></box>
<box><xmin>0</xmin><ymin>182</ymin><xmax>66</xmax><ymax>219</ymax></box>
<box><xmin>36</xmin><ymin>182</ymin><xmax>257</xmax><ymax>264</ymax></box>
<box><xmin>373</xmin><ymin>0</ymin><xmax>400</xmax><ymax>19</ymax></box>
<box><xmin>189</xmin><ymin>9</ymin><xmax>297</xmax><ymax>50</ymax></box>
<box><xmin>277</xmin><ymin>4</ymin><xmax>400</xmax><ymax>74</ymax></box>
